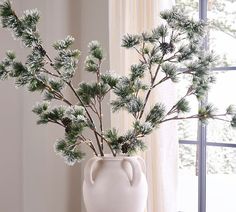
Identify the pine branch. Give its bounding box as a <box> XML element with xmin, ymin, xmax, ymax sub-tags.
<box><xmin>76</xmin><ymin>135</ymin><xmax>98</xmax><ymax>156</ymax></box>
<box><xmin>138</xmin><ymin>54</ymin><xmax>165</xmax><ymax>119</ymax></box>
<box><xmin>33</xmin><ymin>73</ymin><xmax>72</xmax><ymax>106</ymax></box>
<box><xmin>152</xmin><ymin>75</ymin><xmax>169</xmax><ymax>88</ymax></box>
<box><xmin>1</xmin><ymin>2</ymin><xmax>235</xmax><ymax>160</ymax></box>
<box><xmin>165</xmin><ymin>87</ymin><xmax>193</xmax><ymax>116</ymax></box>
<box><xmin>160</xmin><ymin>114</ymin><xmax>199</xmax><ymax>123</ymax></box>
<box><xmin>94</xmin><ymin>129</ymin><xmax>116</xmax><ymax>156</ymax></box>
<box><xmin>66</xmin><ymin>81</ymin><xmax>104</xmax><ymax>156</ymax></box>
<box><xmin>96</xmin><ymin>60</ymin><xmax>104</xmax><ymax>150</ymax></box>
<box><xmin>42</xmin><ymin>68</ymin><xmax>60</xmax><ymax>78</ymax></box>
<box><xmin>134</xmin><ymin>41</ymin><xmax>154</xmax><ymax>82</ymax></box>
<box><xmin>33</xmin><ymin>40</ymin><xmax>104</xmax><ymax>155</ymax></box>
<box><xmin>88</xmin><ymin>100</ymin><xmax>99</xmax><ymax>115</ymax></box>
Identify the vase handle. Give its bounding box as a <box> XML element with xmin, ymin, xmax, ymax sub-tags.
<box><xmin>136</xmin><ymin>156</ymin><xmax>146</xmax><ymax>174</ymax></box>
<box><xmin>123</xmin><ymin>157</ymin><xmax>142</xmax><ymax>187</ymax></box>
<box><xmin>84</xmin><ymin>157</ymin><xmax>100</xmax><ymax>186</ymax></box>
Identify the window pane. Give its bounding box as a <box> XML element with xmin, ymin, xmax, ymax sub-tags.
<box><xmin>176</xmin><ymin>0</ymin><xmax>199</xmax><ymax>20</ymax></box>
<box><xmin>206</xmin><ymin>146</ymin><xmax>236</xmax><ymax>212</ymax></box>
<box><xmin>208</xmin><ymin>0</ymin><xmax>236</xmax><ymax>66</ymax></box>
<box><xmin>178</xmin><ymin>118</ymin><xmax>198</xmax><ymax>141</ymax></box>
<box><xmin>178</xmin><ymin>144</ymin><xmax>198</xmax><ymax>212</ymax></box>
<box><xmin>175</xmin><ymin>0</ymin><xmax>200</xmax><ymax>142</ymax></box>
<box><xmin>207</xmin><ymin>71</ymin><xmax>236</xmax><ymax>143</ymax></box>
<box><xmin>178</xmin><ymin>75</ymin><xmax>199</xmax><ymax>141</ymax></box>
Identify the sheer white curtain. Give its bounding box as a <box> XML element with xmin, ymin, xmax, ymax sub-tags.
<box><xmin>109</xmin><ymin>1</ymin><xmax>178</xmax><ymax>212</ymax></box>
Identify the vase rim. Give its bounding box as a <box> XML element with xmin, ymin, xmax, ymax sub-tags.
<box><xmin>95</xmin><ymin>154</ymin><xmax>135</xmax><ymax>160</ymax></box>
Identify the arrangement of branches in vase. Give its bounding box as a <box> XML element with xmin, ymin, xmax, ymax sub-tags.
<box><xmin>0</xmin><ymin>0</ymin><xmax>236</xmax><ymax>165</ymax></box>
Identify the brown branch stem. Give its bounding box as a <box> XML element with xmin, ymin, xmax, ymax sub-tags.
<box><xmin>138</xmin><ymin>55</ymin><xmax>165</xmax><ymax>119</ymax></box>
<box><xmin>96</xmin><ymin>61</ymin><xmax>104</xmax><ymax>151</ymax></box>
<box><xmin>66</xmin><ymin>81</ymin><xmax>104</xmax><ymax>156</ymax></box>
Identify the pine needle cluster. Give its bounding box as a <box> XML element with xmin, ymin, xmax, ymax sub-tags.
<box><xmin>1</xmin><ymin>1</ymin><xmax>236</xmax><ymax>165</ymax></box>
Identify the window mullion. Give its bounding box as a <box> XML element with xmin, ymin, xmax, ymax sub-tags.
<box><xmin>198</xmin><ymin>121</ymin><xmax>207</xmax><ymax>212</ymax></box>
<box><xmin>198</xmin><ymin>0</ymin><xmax>208</xmax><ymax>212</ymax></box>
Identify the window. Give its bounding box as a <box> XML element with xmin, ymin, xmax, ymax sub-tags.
<box><xmin>177</xmin><ymin>0</ymin><xmax>236</xmax><ymax>212</ymax></box>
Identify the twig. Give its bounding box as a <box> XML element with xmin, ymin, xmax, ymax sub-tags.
<box><xmin>166</xmin><ymin>87</ymin><xmax>194</xmax><ymax>116</ymax></box>
<box><xmin>34</xmin><ymin>74</ymin><xmax>72</xmax><ymax>106</ymax></box>
<box><xmin>77</xmin><ymin>135</ymin><xmax>98</xmax><ymax>156</ymax></box>
<box><xmin>66</xmin><ymin>81</ymin><xmax>104</xmax><ymax>156</ymax></box>
<box><xmin>138</xmin><ymin>54</ymin><xmax>165</xmax><ymax>119</ymax></box>
<box><xmin>94</xmin><ymin>130</ymin><xmax>116</xmax><ymax>156</ymax></box>
<box><xmin>42</xmin><ymin>68</ymin><xmax>60</xmax><ymax>78</ymax></box>
<box><xmin>97</xmin><ymin>60</ymin><xmax>104</xmax><ymax>151</ymax></box>
<box><xmin>160</xmin><ymin>114</ymin><xmax>199</xmax><ymax>123</ymax></box>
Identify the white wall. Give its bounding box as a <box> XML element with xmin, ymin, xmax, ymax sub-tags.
<box><xmin>0</xmin><ymin>1</ymin><xmax>23</xmax><ymax>211</ymax></box>
<box><xmin>0</xmin><ymin>0</ymin><xmax>110</xmax><ymax>212</ymax></box>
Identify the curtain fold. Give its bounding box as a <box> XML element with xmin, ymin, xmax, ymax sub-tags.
<box><xmin>109</xmin><ymin>1</ymin><xmax>178</xmax><ymax>211</ymax></box>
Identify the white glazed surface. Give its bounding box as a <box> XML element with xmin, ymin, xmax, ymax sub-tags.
<box><xmin>83</xmin><ymin>156</ymin><xmax>148</xmax><ymax>212</ymax></box>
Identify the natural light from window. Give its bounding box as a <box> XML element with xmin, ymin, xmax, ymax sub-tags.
<box><xmin>177</xmin><ymin>0</ymin><xmax>236</xmax><ymax>212</ymax></box>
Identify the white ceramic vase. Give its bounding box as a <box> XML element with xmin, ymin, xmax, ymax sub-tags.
<box><xmin>83</xmin><ymin>155</ymin><xmax>148</xmax><ymax>212</ymax></box>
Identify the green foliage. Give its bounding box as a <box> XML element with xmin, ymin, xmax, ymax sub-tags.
<box><xmin>85</xmin><ymin>55</ymin><xmax>98</xmax><ymax>72</ymax></box>
<box><xmin>48</xmin><ymin>78</ymin><xmax>64</xmax><ymax>92</ymax></box>
<box><xmin>230</xmin><ymin>115</ymin><xmax>236</xmax><ymax>128</ymax></box>
<box><xmin>125</xmin><ymin>96</ymin><xmax>143</xmax><ymax>116</ymax></box>
<box><xmin>21</xmin><ymin>9</ymin><xmax>40</xmax><ymax>30</ymax></box>
<box><xmin>187</xmin><ymin>54</ymin><xmax>217</xmax><ymax>99</ymax></box>
<box><xmin>53</xmin><ymin>36</ymin><xmax>80</xmax><ymax>81</ymax></box>
<box><xmin>54</xmin><ymin>139</ymin><xmax>85</xmax><ymax>166</ymax></box>
<box><xmin>53</xmin><ymin>35</ymin><xmax>75</xmax><ymax>50</ymax></box>
<box><xmin>6</xmin><ymin>50</ymin><xmax>16</xmax><ymax>60</ymax></box>
<box><xmin>105</xmin><ymin>128</ymin><xmax>120</xmax><ymax>151</ymax></box>
<box><xmin>54</xmin><ymin>49</ymin><xmax>80</xmax><ymax>81</ymax></box>
<box><xmin>153</xmin><ymin>24</ymin><xmax>168</xmax><ymax>38</ymax></box>
<box><xmin>84</xmin><ymin>41</ymin><xmax>104</xmax><ymax>73</ymax></box>
<box><xmin>177</xmin><ymin>43</ymin><xmax>198</xmax><ymax>62</ymax></box>
<box><xmin>133</xmin><ymin>121</ymin><xmax>153</xmax><ymax>135</ymax></box>
<box><xmin>111</xmin><ymin>74</ymin><xmax>147</xmax><ymax>118</ymax></box>
<box><xmin>105</xmin><ymin>126</ymin><xmax>148</xmax><ymax>155</ymax></box>
<box><xmin>32</xmin><ymin>101</ymin><xmax>49</xmax><ymax>115</ymax></box>
<box><xmin>33</xmin><ymin>103</ymin><xmax>88</xmax><ymax>150</ymax></box>
<box><xmin>111</xmin><ymin>95</ymin><xmax>144</xmax><ymax>117</ymax></box>
<box><xmin>160</xmin><ymin>7</ymin><xmax>206</xmax><ymax>40</ymax></box>
<box><xmin>198</xmin><ymin>104</ymin><xmax>217</xmax><ymax>121</ymax></box>
<box><xmin>0</xmin><ymin>0</ymin><xmax>41</xmax><ymax>47</ymax></box>
<box><xmin>1</xmin><ymin>1</ymin><xmax>236</xmax><ymax>163</ymax></box>
<box><xmin>113</xmin><ymin>77</ymin><xmax>133</xmax><ymax>98</ymax></box>
<box><xmin>161</xmin><ymin>63</ymin><xmax>178</xmax><ymax>82</ymax></box>
<box><xmin>146</xmin><ymin>103</ymin><xmax>165</xmax><ymax>128</ymax></box>
<box><xmin>121</xmin><ymin>34</ymin><xmax>140</xmax><ymax>48</ymax></box>
<box><xmin>148</xmin><ymin>46</ymin><xmax>162</xmax><ymax>64</ymax></box>
<box><xmin>33</xmin><ymin>103</ymin><xmax>66</xmax><ymax>124</ymax></box>
<box><xmin>10</xmin><ymin>61</ymin><xmax>28</xmax><ymax>77</ymax></box>
<box><xmin>27</xmin><ymin>74</ymin><xmax>47</xmax><ymax>92</ymax></box>
<box><xmin>88</xmin><ymin>40</ymin><xmax>103</xmax><ymax>60</ymax></box>
<box><xmin>130</xmin><ymin>64</ymin><xmax>146</xmax><ymax>81</ymax></box>
<box><xmin>120</xmin><ymin>131</ymin><xmax>146</xmax><ymax>155</ymax></box>
<box><xmin>76</xmin><ymin>82</ymin><xmax>109</xmax><ymax>105</ymax></box>
<box><xmin>0</xmin><ymin>53</ymin><xmax>38</xmax><ymax>90</ymax></box>
<box><xmin>226</xmin><ymin>105</ymin><xmax>236</xmax><ymax>115</ymax></box>
<box><xmin>101</xmin><ymin>72</ymin><xmax>119</xmax><ymax>88</ymax></box>
<box><xmin>26</xmin><ymin>46</ymin><xmax>45</xmax><ymax>72</ymax></box>
<box><xmin>141</xmin><ymin>32</ymin><xmax>156</xmax><ymax>43</ymax></box>
<box><xmin>0</xmin><ymin>51</ymin><xmax>16</xmax><ymax>79</ymax></box>
<box><xmin>176</xmin><ymin>99</ymin><xmax>190</xmax><ymax>113</ymax></box>
<box><xmin>76</xmin><ymin>82</ymin><xmax>95</xmax><ymax>104</ymax></box>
